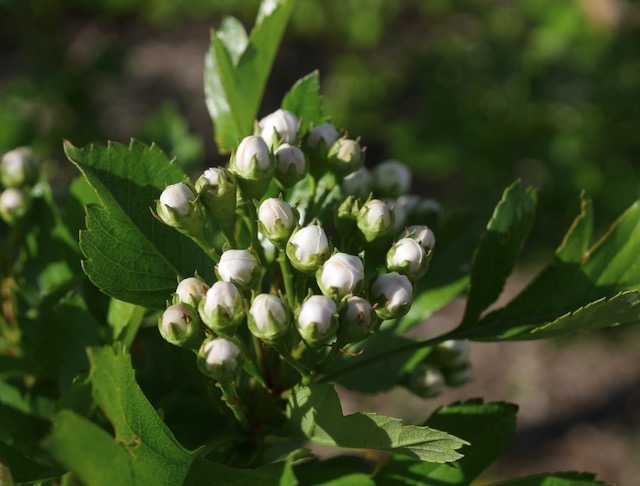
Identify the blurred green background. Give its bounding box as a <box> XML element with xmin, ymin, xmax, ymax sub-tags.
<box><xmin>2</xmin><ymin>0</ymin><xmax>639</xmax><ymax>248</ymax></box>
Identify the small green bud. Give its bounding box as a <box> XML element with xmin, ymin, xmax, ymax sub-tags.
<box><xmin>274</xmin><ymin>143</ymin><xmax>308</xmax><ymax>187</ymax></box>
<box><xmin>371</xmin><ymin>272</ymin><xmax>414</xmax><ymax>320</ymax></box>
<box><xmin>156</xmin><ymin>182</ymin><xmax>204</xmax><ymax>237</ymax></box>
<box><xmin>258</xmin><ymin>109</ymin><xmax>299</xmax><ymax>149</ymax></box>
<box><xmin>195</xmin><ymin>167</ymin><xmax>237</xmax><ymax>229</ymax></box>
<box><xmin>0</xmin><ymin>147</ymin><xmax>39</xmax><ymax>188</ymax></box>
<box><xmin>304</xmin><ymin>123</ymin><xmax>340</xmax><ymax>176</ymax></box>
<box><xmin>159</xmin><ymin>304</ymin><xmax>205</xmax><ymax>350</ymax></box>
<box><xmin>248</xmin><ymin>293</ymin><xmax>290</xmax><ymax>344</ymax></box>
<box><xmin>0</xmin><ymin>188</ymin><xmax>29</xmax><ymax>224</ymax></box>
<box><xmin>317</xmin><ymin>252</ymin><xmax>364</xmax><ymax>301</ymax></box>
<box><xmin>341</xmin><ymin>167</ymin><xmax>372</xmax><ymax>199</ymax></box>
<box><xmin>403</xmin><ymin>363</ymin><xmax>445</xmax><ymax>399</ymax></box>
<box><xmin>372</xmin><ymin>160</ymin><xmax>411</xmax><ymax>198</ymax></box>
<box><xmin>199</xmin><ymin>281</ymin><xmax>245</xmax><ymax>336</ymax></box>
<box><xmin>229</xmin><ymin>135</ymin><xmax>274</xmax><ymax>199</ymax></box>
<box><xmin>386</xmin><ymin>237</ymin><xmax>429</xmax><ymax>281</ymax></box>
<box><xmin>296</xmin><ymin>295</ymin><xmax>338</xmax><ymax>347</ymax></box>
<box><xmin>338</xmin><ymin>296</ymin><xmax>379</xmax><ymax>343</ymax></box>
<box><xmin>215</xmin><ymin>249</ymin><xmax>262</xmax><ymax>291</ymax></box>
<box><xmin>430</xmin><ymin>339</ymin><xmax>470</xmax><ymax>369</ymax></box>
<box><xmin>357</xmin><ymin>199</ymin><xmax>394</xmax><ymax>242</ymax></box>
<box><xmin>443</xmin><ymin>365</ymin><xmax>472</xmax><ymax>387</ymax></box>
<box><xmin>197</xmin><ymin>337</ymin><xmax>243</xmax><ymax>381</ymax></box>
<box><xmin>336</xmin><ymin>196</ymin><xmax>360</xmax><ymax>236</ymax></box>
<box><xmin>258</xmin><ymin>198</ymin><xmax>297</xmax><ymax>247</ymax></box>
<box><xmin>286</xmin><ymin>224</ymin><xmax>330</xmax><ymax>273</ymax></box>
<box><xmin>174</xmin><ymin>277</ymin><xmax>209</xmax><ymax>307</ymax></box>
<box><xmin>327</xmin><ymin>138</ymin><xmax>364</xmax><ymax>176</ymax></box>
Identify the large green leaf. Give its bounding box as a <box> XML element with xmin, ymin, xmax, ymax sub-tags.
<box><xmin>459</xmin><ymin>180</ymin><xmax>537</xmax><ymax>329</ymax></box>
<box><xmin>205</xmin><ymin>0</ymin><xmax>297</xmax><ymax>152</ymax></box>
<box><xmin>464</xmin><ymin>198</ymin><xmax>640</xmax><ymax>341</ymax></box>
<box><xmin>491</xmin><ymin>472</ymin><xmax>608</xmax><ymax>486</ymax></box>
<box><xmin>376</xmin><ymin>399</ymin><xmax>518</xmax><ymax>485</ymax></box>
<box><xmin>281</xmin><ymin>71</ymin><xmax>325</xmax><ymax>134</ymax></box>
<box><xmin>65</xmin><ymin>140</ymin><xmax>213</xmax><ymax>310</ymax></box>
<box><xmin>286</xmin><ymin>383</ymin><xmax>467</xmax><ymax>463</ymax></box>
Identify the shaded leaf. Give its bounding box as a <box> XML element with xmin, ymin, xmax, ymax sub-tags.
<box><xmin>491</xmin><ymin>471</ymin><xmax>609</xmax><ymax>486</ymax></box>
<box><xmin>287</xmin><ymin>383</ymin><xmax>467</xmax><ymax>463</ymax></box>
<box><xmin>65</xmin><ymin>140</ymin><xmax>213</xmax><ymax>309</ymax></box>
<box><xmin>0</xmin><ymin>441</ymin><xmax>62</xmax><ymax>485</ymax></box>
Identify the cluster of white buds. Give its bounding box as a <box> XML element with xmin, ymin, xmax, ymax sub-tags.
<box><xmin>0</xmin><ymin>147</ymin><xmax>40</xmax><ymax>225</ymax></box>
<box><xmin>153</xmin><ymin>105</ymin><xmax>444</xmax><ymax>409</ymax></box>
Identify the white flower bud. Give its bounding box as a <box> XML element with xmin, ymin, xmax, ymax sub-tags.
<box><xmin>159</xmin><ymin>304</ymin><xmax>204</xmax><ymax>349</ymax></box>
<box><xmin>216</xmin><ymin>249</ymin><xmax>261</xmax><ymax>290</ymax></box>
<box><xmin>403</xmin><ymin>225</ymin><xmax>436</xmax><ymax>252</ymax></box>
<box><xmin>0</xmin><ymin>188</ymin><xmax>29</xmax><ymax>224</ymax></box>
<box><xmin>229</xmin><ymin>135</ymin><xmax>274</xmax><ymax>199</ymax></box>
<box><xmin>371</xmin><ymin>272</ymin><xmax>413</xmax><ymax>320</ymax></box>
<box><xmin>317</xmin><ymin>252</ymin><xmax>364</xmax><ymax>301</ymax></box>
<box><xmin>306</xmin><ymin>123</ymin><xmax>340</xmax><ymax>149</ymax></box>
<box><xmin>197</xmin><ymin>337</ymin><xmax>242</xmax><ymax>381</ymax></box>
<box><xmin>0</xmin><ymin>461</ymin><xmax>15</xmax><ymax>486</ymax></box>
<box><xmin>286</xmin><ymin>224</ymin><xmax>330</xmax><ymax>273</ymax></box>
<box><xmin>386</xmin><ymin>237</ymin><xmax>428</xmax><ymax>281</ymax></box>
<box><xmin>195</xmin><ymin>167</ymin><xmax>236</xmax><ymax>229</ymax></box>
<box><xmin>341</xmin><ymin>167</ymin><xmax>372</xmax><ymax>199</ymax></box>
<box><xmin>199</xmin><ymin>281</ymin><xmax>245</xmax><ymax>336</ymax></box>
<box><xmin>443</xmin><ymin>365</ymin><xmax>472</xmax><ymax>387</ymax></box>
<box><xmin>258</xmin><ymin>198</ymin><xmax>296</xmax><ymax>246</ymax></box>
<box><xmin>372</xmin><ymin>160</ymin><xmax>411</xmax><ymax>197</ymax></box>
<box><xmin>156</xmin><ymin>182</ymin><xmax>204</xmax><ymax>236</ymax></box>
<box><xmin>274</xmin><ymin>143</ymin><xmax>308</xmax><ymax>187</ymax></box>
<box><xmin>433</xmin><ymin>340</ymin><xmax>471</xmax><ymax>369</ymax></box>
<box><xmin>296</xmin><ymin>295</ymin><xmax>338</xmax><ymax>347</ymax></box>
<box><xmin>258</xmin><ymin>109</ymin><xmax>299</xmax><ymax>148</ymax></box>
<box><xmin>338</xmin><ymin>296</ymin><xmax>379</xmax><ymax>343</ymax></box>
<box><xmin>1</xmin><ymin>147</ymin><xmax>39</xmax><ymax>188</ymax></box>
<box><xmin>357</xmin><ymin>199</ymin><xmax>394</xmax><ymax>242</ymax></box>
<box><xmin>175</xmin><ymin>277</ymin><xmax>209</xmax><ymax>306</ymax></box>
<box><xmin>404</xmin><ymin>363</ymin><xmax>444</xmax><ymax>398</ymax></box>
<box><xmin>327</xmin><ymin>138</ymin><xmax>364</xmax><ymax>176</ymax></box>
<box><xmin>248</xmin><ymin>293</ymin><xmax>290</xmax><ymax>344</ymax></box>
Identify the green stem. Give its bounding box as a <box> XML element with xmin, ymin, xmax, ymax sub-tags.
<box><xmin>317</xmin><ymin>343</ymin><xmax>342</xmax><ymax>374</ymax></box>
<box><xmin>277</xmin><ymin>249</ymin><xmax>296</xmax><ymax>309</ymax></box>
<box><xmin>273</xmin><ymin>342</ymin><xmax>314</xmax><ymax>385</ymax></box>
<box><xmin>216</xmin><ymin>380</ymin><xmax>251</xmax><ymax>433</ymax></box>
<box><xmin>191</xmin><ymin>232</ymin><xmax>220</xmax><ymax>263</ymax></box>
<box><xmin>193</xmin><ymin>435</ymin><xmax>237</xmax><ymax>458</ymax></box>
<box><xmin>244</xmin><ymin>202</ymin><xmax>267</xmax><ymax>265</ymax></box>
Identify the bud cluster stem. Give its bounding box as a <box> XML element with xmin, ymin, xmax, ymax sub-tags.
<box><xmin>277</xmin><ymin>249</ymin><xmax>296</xmax><ymax>309</ymax></box>
<box><xmin>272</xmin><ymin>342</ymin><xmax>313</xmax><ymax>385</ymax></box>
<box><xmin>215</xmin><ymin>380</ymin><xmax>251</xmax><ymax>433</ymax></box>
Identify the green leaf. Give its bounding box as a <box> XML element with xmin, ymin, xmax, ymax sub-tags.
<box><xmin>491</xmin><ymin>471</ymin><xmax>609</xmax><ymax>486</ymax></box>
<box><xmin>376</xmin><ymin>399</ymin><xmax>517</xmax><ymax>485</ymax></box>
<box><xmin>65</xmin><ymin>140</ymin><xmax>213</xmax><ymax>309</ymax></box>
<box><xmin>281</xmin><ymin>71</ymin><xmax>325</xmax><ymax>134</ymax></box>
<box><xmin>460</xmin><ymin>181</ymin><xmax>537</xmax><ymax>328</ymax></box>
<box><xmin>287</xmin><ymin>383</ymin><xmax>467</xmax><ymax>463</ymax></box>
<box><xmin>107</xmin><ymin>297</ymin><xmax>146</xmax><ymax>345</ymax></box>
<box><xmin>294</xmin><ymin>456</ymin><xmax>374</xmax><ymax>486</ymax></box>
<box><xmin>185</xmin><ymin>456</ymin><xmax>297</xmax><ymax>486</ymax></box>
<box><xmin>0</xmin><ymin>441</ymin><xmax>62</xmax><ymax>485</ymax></box>
<box><xmin>205</xmin><ymin>0</ymin><xmax>297</xmax><ymax>153</ymax></box>
<box><xmin>464</xmin><ymin>198</ymin><xmax>640</xmax><ymax>341</ymax></box>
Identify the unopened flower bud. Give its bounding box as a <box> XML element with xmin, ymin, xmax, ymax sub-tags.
<box><xmin>341</xmin><ymin>167</ymin><xmax>372</xmax><ymax>199</ymax></box>
<box><xmin>159</xmin><ymin>304</ymin><xmax>204</xmax><ymax>350</ymax></box>
<box><xmin>199</xmin><ymin>281</ymin><xmax>245</xmax><ymax>336</ymax></box>
<box><xmin>175</xmin><ymin>277</ymin><xmax>209</xmax><ymax>306</ymax></box>
<box><xmin>156</xmin><ymin>182</ymin><xmax>204</xmax><ymax>236</ymax></box>
<box><xmin>327</xmin><ymin>138</ymin><xmax>364</xmax><ymax>176</ymax></box>
<box><xmin>357</xmin><ymin>199</ymin><xmax>394</xmax><ymax>242</ymax></box>
<box><xmin>0</xmin><ymin>147</ymin><xmax>39</xmax><ymax>188</ymax></box>
<box><xmin>0</xmin><ymin>188</ymin><xmax>29</xmax><ymax>224</ymax></box>
<box><xmin>216</xmin><ymin>249</ymin><xmax>261</xmax><ymax>291</ymax></box>
<box><xmin>403</xmin><ymin>363</ymin><xmax>444</xmax><ymax>398</ymax></box>
<box><xmin>258</xmin><ymin>198</ymin><xmax>296</xmax><ymax>247</ymax></box>
<box><xmin>403</xmin><ymin>225</ymin><xmax>436</xmax><ymax>252</ymax></box>
<box><xmin>274</xmin><ymin>143</ymin><xmax>308</xmax><ymax>187</ymax></box>
<box><xmin>248</xmin><ymin>293</ymin><xmax>290</xmax><ymax>344</ymax></box>
<box><xmin>317</xmin><ymin>252</ymin><xmax>364</xmax><ymax>301</ymax></box>
<box><xmin>306</xmin><ymin>123</ymin><xmax>340</xmax><ymax>149</ymax></box>
<box><xmin>336</xmin><ymin>196</ymin><xmax>359</xmax><ymax>236</ymax></box>
<box><xmin>195</xmin><ymin>167</ymin><xmax>236</xmax><ymax>229</ymax></box>
<box><xmin>430</xmin><ymin>340</ymin><xmax>470</xmax><ymax>369</ymax></box>
<box><xmin>412</xmin><ymin>198</ymin><xmax>442</xmax><ymax>227</ymax></box>
<box><xmin>0</xmin><ymin>461</ymin><xmax>15</xmax><ymax>486</ymax></box>
<box><xmin>338</xmin><ymin>296</ymin><xmax>379</xmax><ymax>343</ymax></box>
<box><xmin>372</xmin><ymin>160</ymin><xmax>411</xmax><ymax>197</ymax></box>
<box><xmin>296</xmin><ymin>295</ymin><xmax>338</xmax><ymax>347</ymax></box>
<box><xmin>258</xmin><ymin>109</ymin><xmax>299</xmax><ymax>148</ymax></box>
<box><xmin>286</xmin><ymin>224</ymin><xmax>330</xmax><ymax>273</ymax></box>
<box><xmin>371</xmin><ymin>272</ymin><xmax>413</xmax><ymax>320</ymax></box>
<box><xmin>197</xmin><ymin>337</ymin><xmax>242</xmax><ymax>381</ymax></box>
<box><xmin>387</xmin><ymin>238</ymin><xmax>428</xmax><ymax>281</ymax></box>
<box><xmin>229</xmin><ymin>135</ymin><xmax>274</xmax><ymax>199</ymax></box>
<box><xmin>443</xmin><ymin>365</ymin><xmax>472</xmax><ymax>387</ymax></box>
<box><xmin>386</xmin><ymin>198</ymin><xmax>407</xmax><ymax>233</ymax></box>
